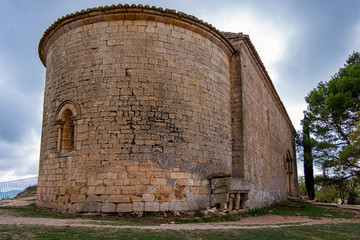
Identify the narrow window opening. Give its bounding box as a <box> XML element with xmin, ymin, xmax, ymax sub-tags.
<box><xmin>59</xmin><ymin>109</ymin><xmax>74</xmax><ymax>154</ymax></box>
<box><xmin>55</xmin><ymin>101</ymin><xmax>79</xmax><ymax>154</ymax></box>
<box><xmin>285</xmin><ymin>150</ymin><xmax>293</xmax><ymax>194</ymax></box>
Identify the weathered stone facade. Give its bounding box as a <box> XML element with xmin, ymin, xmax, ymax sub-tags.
<box><xmin>37</xmin><ymin>4</ymin><xmax>298</xmax><ymax>213</ymax></box>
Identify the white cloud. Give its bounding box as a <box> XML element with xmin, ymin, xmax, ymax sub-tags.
<box><xmin>0</xmin><ymin>129</ymin><xmax>40</xmax><ymax>182</ymax></box>
<box><xmin>348</xmin><ymin>19</ymin><xmax>360</xmax><ymax>53</ymax></box>
<box><xmin>209</xmin><ymin>9</ymin><xmax>295</xmax><ymax>84</ymax></box>
<box><xmin>0</xmin><ymin>58</ymin><xmax>23</xmax><ymax>100</ymax></box>
<box><xmin>284</xmin><ymin>101</ymin><xmax>307</xmax><ymax>131</ymax></box>
<box><xmin>0</xmin><ymin>59</ymin><xmax>11</xmax><ymax>87</ymax></box>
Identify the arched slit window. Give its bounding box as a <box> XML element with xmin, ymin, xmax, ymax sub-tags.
<box><xmin>61</xmin><ymin>109</ymin><xmax>74</xmax><ymax>153</ymax></box>
<box><xmin>285</xmin><ymin>150</ymin><xmax>293</xmax><ymax>174</ymax></box>
<box><xmin>285</xmin><ymin>150</ymin><xmax>293</xmax><ymax>194</ymax></box>
<box><xmin>55</xmin><ymin>101</ymin><xmax>79</xmax><ymax>154</ymax></box>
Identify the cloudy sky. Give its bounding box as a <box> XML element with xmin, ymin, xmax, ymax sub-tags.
<box><xmin>0</xmin><ymin>0</ymin><xmax>359</xmax><ymax>181</ymax></box>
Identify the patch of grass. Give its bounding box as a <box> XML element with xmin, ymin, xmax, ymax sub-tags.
<box><xmin>0</xmin><ymin>204</ymin><xmax>77</xmax><ymax>219</ymax></box>
<box><xmin>247</xmin><ymin>202</ymin><xmax>356</xmax><ymax>219</ymax></box>
<box><xmin>194</xmin><ymin>210</ymin><xmax>202</xmax><ymax>218</ymax></box>
<box><xmin>176</xmin><ymin>201</ymin><xmax>358</xmax><ymax>224</ymax></box>
<box><xmin>142</xmin><ymin>211</ymin><xmax>156</xmax><ymax>217</ymax></box>
<box><xmin>1</xmin><ymin>223</ymin><xmax>360</xmax><ymax>239</ymax></box>
<box><xmin>174</xmin><ymin>212</ymin><xmax>245</xmax><ymax>224</ymax></box>
<box><xmin>1</xmin><ymin>201</ymin><xmax>357</xmax><ymax>227</ymax></box>
<box><xmin>246</xmin><ymin>206</ymin><xmax>272</xmax><ymax>217</ymax></box>
<box><xmin>0</xmin><ymin>204</ymin><xmax>160</xmax><ymax>226</ymax></box>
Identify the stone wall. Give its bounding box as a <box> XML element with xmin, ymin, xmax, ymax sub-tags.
<box><xmin>37</xmin><ymin>6</ymin><xmax>234</xmax><ymax>213</ymax></box>
<box><xmin>235</xmin><ymin>39</ymin><xmax>298</xmax><ymax>209</ymax></box>
<box><xmin>37</xmin><ymin>5</ymin><xmax>298</xmax><ymax>213</ymax></box>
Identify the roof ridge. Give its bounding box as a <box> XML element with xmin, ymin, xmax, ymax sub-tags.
<box><xmin>39</xmin><ymin>3</ymin><xmax>234</xmax><ymax>65</ymax></box>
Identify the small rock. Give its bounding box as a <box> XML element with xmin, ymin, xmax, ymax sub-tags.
<box><xmin>215</xmin><ymin>211</ymin><xmax>227</xmax><ymax>217</ymax></box>
<box><xmin>187</xmin><ymin>211</ymin><xmax>195</xmax><ymax>216</ymax></box>
<box><xmin>207</xmin><ymin>210</ymin><xmax>217</xmax><ymax>217</ymax></box>
<box><xmin>200</xmin><ymin>210</ymin><xmax>208</xmax><ymax>217</ymax></box>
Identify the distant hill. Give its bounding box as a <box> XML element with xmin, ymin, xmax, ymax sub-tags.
<box><xmin>0</xmin><ymin>189</ymin><xmax>23</xmax><ymax>200</ymax></box>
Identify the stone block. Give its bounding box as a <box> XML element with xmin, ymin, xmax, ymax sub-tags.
<box><xmin>211</xmin><ymin>177</ymin><xmax>230</xmax><ymax>191</ymax></box>
<box><xmin>159</xmin><ymin>202</ymin><xmax>169</xmax><ymax>211</ymax></box>
<box><xmin>160</xmin><ymin>186</ymin><xmax>174</xmax><ymax>194</ymax></box>
<box><xmin>211</xmin><ymin>177</ymin><xmax>250</xmax><ymax>193</ymax></box>
<box><xmin>197</xmin><ymin>200</ymin><xmax>210</xmax><ymax>210</ymax></box>
<box><xmin>126</xmin><ymin>165</ymin><xmax>138</xmax><ymax>172</ymax></box>
<box><xmin>182</xmin><ymin>201</ymin><xmax>198</xmax><ymax>211</ymax></box>
<box><xmin>210</xmin><ymin>193</ymin><xmax>229</xmax><ymax>207</ymax></box>
<box><xmin>131</xmin><ymin>195</ymin><xmax>142</xmax><ymax>202</ymax></box>
<box><xmin>101</xmin><ymin>202</ymin><xmax>116</xmax><ymax>213</ymax></box>
<box><xmin>117</xmin><ymin>203</ymin><xmax>133</xmax><ymax>212</ymax></box>
<box><xmin>177</xmin><ymin>178</ymin><xmax>187</xmax><ymax>186</ymax></box>
<box><xmin>129</xmin><ymin>178</ymin><xmax>141</xmax><ymax>185</ymax></box>
<box><xmin>121</xmin><ymin>186</ymin><xmax>136</xmax><ymax>194</ymax></box>
<box><xmin>151</xmin><ymin>178</ymin><xmax>167</xmax><ymax>186</ymax></box>
<box><xmin>167</xmin><ymin>178</ymin><xmax>176</xmax><ymax>186</ymax></box>
<box><xmin>142</xmin><ymin>193</ymin><xmax>155</xmax><ymax>202</ymax></box>
<box><xmin>169</xmin><ymin>201</ymin><xmax>182</xmax><ymax>211</ymax></box>
<box><xmin>133</xmin><ymin>202</ymin><xmax>144</xmax><ymax>212</ymax></box>
<box><xmin>106</xmin><ymin>172</ymin><xmax>118</xmax><ymax>179</ymax></box>
<box><xmin>95</xmin><ymin>186</ymin><xmax>106</xmax><ymax>195</ymax></box>
<box><xmin>212</xmin><ymin>186</ymin><xmax>229</xmax><ymax>194</ymax></box>
<box><xmin>109</xmin><ymin>194</ymin><xmax>131</xmax><ymax>203</ymax></box>
<box><xmin>145</xmin><ymin>202</ymin><xmax>159</xmax><ymax>212</ymax></box>
<box><xmin>170</xmin><ymin>172</ymin><xmax>185</xmax><ymax>179</ymax></box>
<box><xmin>83</xmin><ymin>201</ymin><xmax>100</xmax><ymax>212</ymax></box>
<box><xmin>141</xmin><ymin>178</ymin><xmax>151</xmax><ymax>185</ymax></box>
<box><xmin>69</xmin><ymin>202</ymin><xmax>84</xmax><ymax>213</ymax></box>
<box><xmin>106</xmin><ymin>186</ymin><xmax>120</xmax><ymax>195</ymax></box>
<box><xmin>229</xmin><ymin>178</ymin><xmax>250</xmax><ymax>192</ymax></box>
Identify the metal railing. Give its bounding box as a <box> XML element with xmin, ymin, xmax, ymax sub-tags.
<box><xmin>0</xmin><ymin>177</ymin><xmax>38</xmax><ymax>200</ymax></box>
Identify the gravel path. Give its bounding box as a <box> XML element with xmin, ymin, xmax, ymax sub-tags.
<box><xmin>0</xmin><ymin>197</ymin><xmax>358</xmax><ymax>230</ymax></box>
<box><xmin>0</xmin><ymin>212</ymin><xmax>356</xmax><ymax>230</ymax></box>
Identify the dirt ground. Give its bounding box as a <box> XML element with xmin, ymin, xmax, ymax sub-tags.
<box><xmin>0</xmin><ymin>196</ymin><xmax>359</xmax><ymax>230</ymax></box>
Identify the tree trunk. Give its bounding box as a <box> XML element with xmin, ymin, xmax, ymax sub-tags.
<box><xmin>303</xmin><ymin>115</ymin><xmax>315</xmax><ymax>200</ymax></box>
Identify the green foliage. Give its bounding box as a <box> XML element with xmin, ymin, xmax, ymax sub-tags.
<box><xmin>314</xmin><ymin>184</ymin><xmax>338</xmax><ymax>203</ymax></box>
<box><xmin>315</xmin><ymin>174</ymin><xmax>360</xmax><ymax>204</ymax></box>
<box><xmin>298</xmin><ymin>176</ymin><xmax>352</xmax><ymax>203</ymax></box>
<box><xmin>298</xmin><ymin>177</ymin><xmax>308</xmax><ymax>197</ymax></box>
<box><xmin>303</xmin><ymin>52</ymin><xmax>360</xmax><ymax>168</ymax></box>
<box><xmin>194</xmin><ymin>210</ymin><xmax>203</xmax><ymax>218</ymax></box>
<box><xmin>337</xmin><ymin>117</ymin><xmax>360</xmax><ymax>179</ymax></box>
<box><xmin>299</xmin><ymin>51</ymin><xmax>360</xmax><ymax>203</ymax></box>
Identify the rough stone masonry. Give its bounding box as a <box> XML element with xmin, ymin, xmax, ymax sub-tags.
<box><xmin>37</xmin><ymin>4</ymin><xmax>298</xmax><ymax>213</ymax></box>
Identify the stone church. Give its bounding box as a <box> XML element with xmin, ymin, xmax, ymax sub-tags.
<box><xmin>37</xmin><ymin>4</ymin><xmax>298</xmax><ymax>213</ymax></box>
